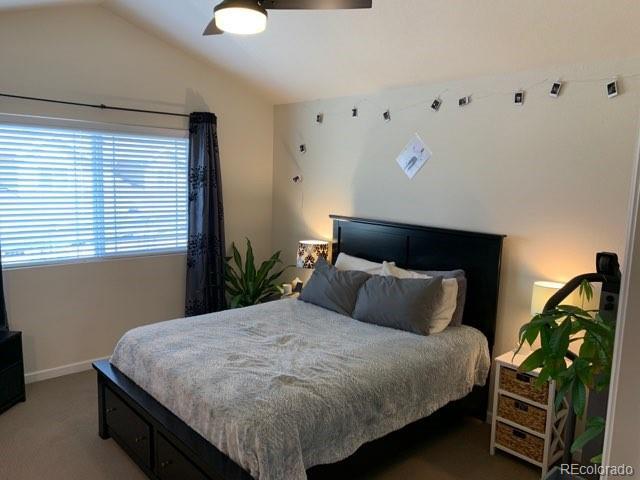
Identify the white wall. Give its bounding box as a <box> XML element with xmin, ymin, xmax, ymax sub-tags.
<box><xmin>272</xmin><ymin>58</ymin><xmax>640</xmax><ymax>387</ymax></box>
<box><xmin>0</xmin><ymin>5</ymin><xmax>274</xmax><ymax>377</ymax></box>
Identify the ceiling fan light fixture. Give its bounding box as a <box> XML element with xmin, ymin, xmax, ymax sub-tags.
<box><xmin>214</xmin><ymin>1</ymin><xmax>268</xmax><ymax>35</ymax></box>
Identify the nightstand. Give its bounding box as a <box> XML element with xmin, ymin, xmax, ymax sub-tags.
<box><xmin>490</xmin><ymin>352</ymin><xmax>568</xmax><ymax>479</ymax></box>
<box><xmin>0</xmin><ymin>330</ymin><xmax>26</xmax><ymax>415</ymax></box>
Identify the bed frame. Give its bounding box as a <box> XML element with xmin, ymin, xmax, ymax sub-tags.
<box><xmin>94</xmin><ymin>215</ymin><xmax>505</xmax><ymax>480</ymax></box>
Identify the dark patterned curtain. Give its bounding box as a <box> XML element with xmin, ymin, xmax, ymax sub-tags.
<box><xmin>0</xmin><ymin>245</ymin><xmax>7</xmax><ymax>330</ymax></box>
<box><xmin>185</xmin><ymin>112</ymin><xmax>226</xmax><ymax>316</ymax></box>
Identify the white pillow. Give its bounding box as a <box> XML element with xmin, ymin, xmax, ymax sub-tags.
<box><xmin>334</xmin><ymin>253</ymin><xmax>392</xmax><ymax>275</ymax></box>
<box><xmin>381</xmin><ymin>261</ymin><xmax>458</xmax><ymax>334</ymax></box>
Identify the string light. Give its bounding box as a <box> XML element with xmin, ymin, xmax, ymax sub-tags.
<box><xmin>299</xmin><ymin>144</ymin><xmax>306</xmax><ymax>153</ymax></box>
<box><xmin>304</xmin><ymin>71</ymin><xmax>637</xmax><ymax>124</ymax></box>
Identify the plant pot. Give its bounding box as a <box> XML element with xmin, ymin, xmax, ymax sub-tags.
<box><xmin>545</xmin><ymin>466</ymin><xmax>587</xmax><ymax>480</ymax></box>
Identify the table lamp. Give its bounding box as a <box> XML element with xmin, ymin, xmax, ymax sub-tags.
<box><xmin>296</xmin><ymin>240</ymin><xmax>329</xmax><ymax>269</ymax></box>
<box><xmin>530</xmin><ymin>280</ymin><xmax>578</xmax><ymax>316</ymax></box>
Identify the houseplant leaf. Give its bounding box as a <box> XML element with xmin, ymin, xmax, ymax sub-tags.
<box><xmin>244</xmin><ymin>238</ymin><xmax>256</xmax><ymax>284</ymax></box>
<box><xmin>519</xmin><ymin>348</ymin><xmax>545</xmax><ymax>372</ymax></box>
<box><xmin>571</xmin><ymin>416</ymin><xmax>605</xmax><ymax>454</ymax></box>
<box><xmin>232</xmin><ymin>242</ymin><xmax>243</xmax><ymax>272</ymax></box>
<box><xmin>224</xmin><ymin>240</ymin><xmax>292</xmax><ymax>309</ymax></box>
<box><xmin>572</xmin><ymin>377</ymin><xmax>587</xmax><ymax>417</ymax></box>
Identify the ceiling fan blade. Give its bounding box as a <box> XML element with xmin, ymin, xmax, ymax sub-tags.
<box><xmin>263</xmin><ymin>0</ymin><xmax>371</xmax><ymax>9</ymax></box>
<box><xmin>203</xmin><ymin>18</ymin><xmax>224</xmax><ymax>36</ymax></box>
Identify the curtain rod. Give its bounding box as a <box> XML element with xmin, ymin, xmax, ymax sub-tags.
<box><xmin>0</xmin><ymin>92</ymin><xmax>190</xmax><ymax>119</ymax></box>
<box><xmin>0</xmin><ymin>112</ymin><xmax>188</xmax><ymax>134</ymax></box>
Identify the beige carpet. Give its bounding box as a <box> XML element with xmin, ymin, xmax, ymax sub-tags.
<box><xmin>0</xmin><ymin>370</ymin><xmax>538</xmax><ymax>480</ymax></box>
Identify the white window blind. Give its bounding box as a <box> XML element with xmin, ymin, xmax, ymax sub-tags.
<box><xmin>0</xmin><ymin>122</ymin><xmax>188</xmax><ymax>267</ymax></box>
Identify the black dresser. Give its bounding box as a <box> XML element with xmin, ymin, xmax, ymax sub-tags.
<box><xmin>0</xmin><ymin>330</ymin><xmax>25</xmax><ymax>414</ymax></box>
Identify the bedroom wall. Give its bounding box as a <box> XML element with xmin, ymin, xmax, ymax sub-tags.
<box><xmin>0</xmin><ymin>5</ymin><xmax>274</xmax><ymax>379</ymax></box>
<box><xmin>272</xmin><ymin>58</ymin><xmax>640</xmax><ymax>402</ymax></box>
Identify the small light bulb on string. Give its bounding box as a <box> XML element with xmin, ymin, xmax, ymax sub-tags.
<box><xmin>352</xmin><ymin>107</ymin><xmax>358</xmax><ymax>117</ymax></box>
<box><xmin>430</xmin><ymin>98</ymin><xmax>442</xmax><ymax>112</ymax></box>
<box><xmin>299</xmin><ymin>144</ymin><xmax>306</xmax><ymax>154</ymax></box>
<box><xmin>316</xmin><ymin>113</ymin><xmax>324</xmax><ymax>124</ymax></box>
<box><xmin>383</xmin><ymin>110</ymin><xmax>391</xmax><ymax>122</ymax></box>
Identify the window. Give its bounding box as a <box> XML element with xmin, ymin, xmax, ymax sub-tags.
<box><xmin>0</xmin><ymin>122</ymin><xmax>188</xmax><ymax>267</ymax></box>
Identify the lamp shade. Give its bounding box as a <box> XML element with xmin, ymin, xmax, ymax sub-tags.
<box><xmin>296</xmin><ymin>240</ymin><xmax>329</xmax><ymax>269</ymax></box>
<box><xmin>530</xmin><ymin>281</ymin><xmax>565</xmax><ymax>316</ymax></box>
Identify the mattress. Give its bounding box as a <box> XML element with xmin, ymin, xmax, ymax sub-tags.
<box><xmin>110</xmin><ymin>298</ymin><xmax>490</xmax><ymax>480</ymax></box>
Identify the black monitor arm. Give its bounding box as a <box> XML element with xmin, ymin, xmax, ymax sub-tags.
<box><xmin>543</xmin><ymin>272</ymin><xmax>608</xmax><ymax>312</ymax></box>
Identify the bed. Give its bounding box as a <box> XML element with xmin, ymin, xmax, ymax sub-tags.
<box><xmin>93</xmin><ymin>215</ymin><xmax>505</xmax><ymax>480</ymax></box>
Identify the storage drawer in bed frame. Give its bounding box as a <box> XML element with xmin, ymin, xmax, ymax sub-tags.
<box><xmin>104</xmin><ymin>387</ymin><xmax>152</xmax><ymax>469</ymax></box>
<box><xmin>95</xmin><ymin>360</ymin><xmax>252</xmax><ymax>480</ymax></box>
<box><xmin>156</xmin><ymin>432</ymin><xmax>210</xmax><ymax>480</ymax></box>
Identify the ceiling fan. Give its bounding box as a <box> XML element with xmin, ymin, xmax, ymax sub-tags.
<box><xmin>203</xmin><ymin>0</ymin><xmax>372</xmax><ymax>36</ymax></box>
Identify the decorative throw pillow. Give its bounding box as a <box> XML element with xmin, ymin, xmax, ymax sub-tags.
<box><xmin>298</xmin><ymin>258</ymin><xmax>370</xmax><ymax>316</ymax></box>
<box><xmin>352</xmin><ymin>275</ymin><xmax>443</xmax><ymax>335</ymax></box>
<box><xmin>420</xmin><ymin>269</ymin><xmax>467</xmax><ymax>327</ymax></box>
<box><xmin>381</xmin><ymin>262</ymin><xmax>460</xmax><ymax>334</ymax></box>
<box><xmin>334</xmin><ymin>252</ymin><xmax>391</xmax><ymax>275</ymax></box>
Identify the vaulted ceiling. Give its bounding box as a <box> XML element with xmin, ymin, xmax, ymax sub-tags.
<box><xmin>3</xmin><ymin>0</ymin><xmax>640</xmax><ymax>104</ymax></box>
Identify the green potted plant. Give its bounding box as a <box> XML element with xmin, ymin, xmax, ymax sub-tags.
<box><xmin>516</xmin><ymin>281</ymin><xmax>615</xmax><ymax>477</ymax></box>
<box><xmin>224</xmin><ymin>239</ymin><xmax>290</xmax><ymax>308</ymax></box>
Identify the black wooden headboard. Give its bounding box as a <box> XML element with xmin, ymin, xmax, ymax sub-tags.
<box><xmin>330</xmin><ymin>215</ymin><xmax>505</xmax><ymax>355</ymax></box>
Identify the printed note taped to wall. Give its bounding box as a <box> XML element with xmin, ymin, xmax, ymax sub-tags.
<box><xmin>396</xmin><ymin>134</ymin><xmax>432</xmax><ymax>179</ymax></box>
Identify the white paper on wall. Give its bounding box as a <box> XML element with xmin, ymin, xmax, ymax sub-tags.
<box><xmin>395</xmin><ymin>134</ymin><xmax>432</xmax><ymax>179</ymax></box>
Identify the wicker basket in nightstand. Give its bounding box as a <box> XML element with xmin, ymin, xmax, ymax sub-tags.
<box><xmin>490</xmin><ymin>352</ymin><xmax>569</xmax><ymax>479</ymax></box>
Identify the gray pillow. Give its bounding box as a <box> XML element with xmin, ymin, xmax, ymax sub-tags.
<box><xmin>352</xmin><ymin>275</ymin><xmax>443</xmax><ymax>335</ymax></box>
<box><xmin>421</xmin><ymin>269</ymin><xmax>467</xmax><ymax>326</ymax></box>
<box><xmin>298</xmin><ymin>258</ymin><xmax>370</xmax><ymax>316</ymax></box>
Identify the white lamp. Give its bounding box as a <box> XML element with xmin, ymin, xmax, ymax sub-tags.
<box><xmin>214</xmin><ymin>0</ymin><xmax>267</xmax><ymax>35</ymax></box>
<box><xmin>296</xmin><ymin>240</ymin><xmax>329</xmax><ymax>269</ymax></box>
<box><xmin>530</xmin><ymin>280</ymin><xmax>578</xmax><ymax>316</ymax></box>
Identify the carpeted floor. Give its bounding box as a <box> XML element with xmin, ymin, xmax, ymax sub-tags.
<box><xmin>0</xmin><ymin>370</ymin><xmax>538</xmax><ymax>480</ymax></box>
